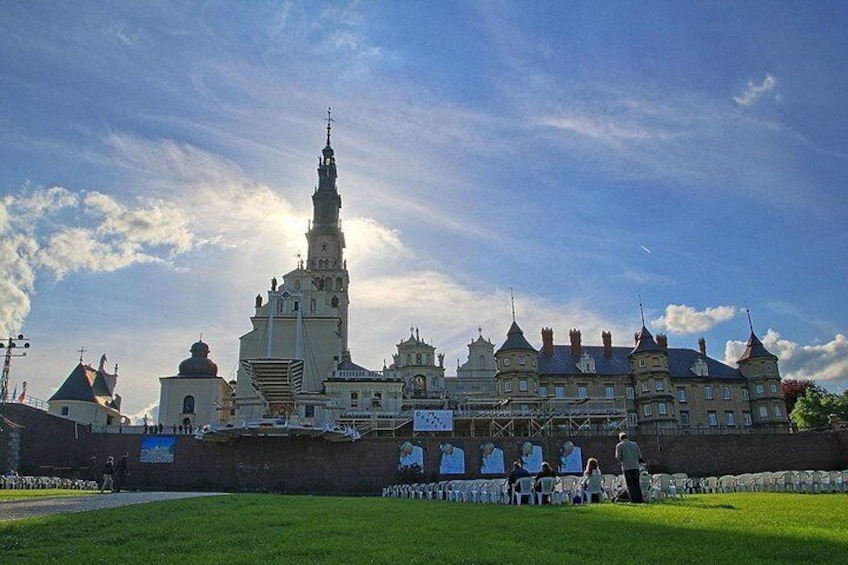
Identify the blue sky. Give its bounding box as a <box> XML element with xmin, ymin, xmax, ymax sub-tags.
<box><xmin>2</xmin><ymin>1</ymin><xmax>847</xmax><ymax>421</ymax></box>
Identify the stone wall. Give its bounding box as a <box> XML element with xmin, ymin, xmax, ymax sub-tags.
<box><xmin>1</xmin><ymin>404</ymin><xmax>846</xmax><ymax>494</ymax></box>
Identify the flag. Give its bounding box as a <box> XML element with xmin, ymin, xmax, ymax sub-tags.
<box><xmin>17</xmin><ymin>381</ymin><xmax>26</xmax><ymax>403</ymax></box>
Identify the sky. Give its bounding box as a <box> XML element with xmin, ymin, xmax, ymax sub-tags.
<box><xmin>2</xmin><ymin>1</ymin><xmax>848</xmax><ymax>423</ymax></box>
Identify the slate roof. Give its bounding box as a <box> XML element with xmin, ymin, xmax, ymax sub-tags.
<box><xmin>48</xmin><ymin>363</ymin><xmax>98</xmax><ymax>403</ymax></box>
<box><xmin>538</xmin><ymin>345</ymin><xmax>742</xmax><ymax>381</ymax></box>
<box><xmin>495</xmin><ymin>321</ymin><xmax>536</xmax><ymax>355</ymax></box>
<box><xmin>630</xmin><ymin>325</ymin><xmax>663</xmax><ymax>355</ymax></box>
<box><xmin>737</xmin><ymin>332</ymin><xmax>777</xmax><ymax>361</ymax></box>
<box><xmin>49</xmin><ymin>361</ymin><xmax>121</xmax><ymax>409</ymax></box>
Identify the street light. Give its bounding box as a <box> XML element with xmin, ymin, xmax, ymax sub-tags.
<box><xmin>0</xmin><ymin>334</ymin><xmax>31</xmax><ymax>403</ymax></box>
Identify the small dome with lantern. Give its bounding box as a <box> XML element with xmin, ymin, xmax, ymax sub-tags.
<box><xmin>177</xmin><ymin>340</ymin><xmax>219</xmax><ymax>378</ymax></box>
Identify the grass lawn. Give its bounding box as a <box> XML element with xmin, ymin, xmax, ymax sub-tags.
<box><xmin>0</xmin><ymin>490</ymin><xmax>97</xmax><ymax>503</ymax></box>
<box><xmin>1</xmin><ymin>493</ymin><xmax>846</xmax><ymax>564</ymax></box>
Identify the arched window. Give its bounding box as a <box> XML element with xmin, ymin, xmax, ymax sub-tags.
<box><xmin>182</xmin><ymin>395</ymin><xmax>195</xmax><ymax>414</ymax></box>
<box><xmin>336</xmin><ymin>277</ymin><xmax>344</xmax><ymax>291</ymax></box>
<box><xmin>479</xmin><ymin>354</ymin><xmax>486</xmax><ymax>369</ymax></box>
<box><xmin>416</xmin><ymin>353</ymin><xmax>422</xmax><ymax>365</ymax></box>
<box><xmin>331</xmin><ymin>296</ymin><xmax>339</xmax><ymax>308</ymax></box>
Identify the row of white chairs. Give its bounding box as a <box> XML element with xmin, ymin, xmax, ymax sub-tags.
<box><xmin>693</xmin><ymin>470</ymin><xmax>847</xmax><ymax>494</ymax></box>
<box><xmin>383</xmin><ymin>475</ymin><xmax>619</xmax><ymax>505</ymax></box>
<box><xmin>1</xmin><ymin>475</ymin><xmax>99</xmax><ymax>490</ymax></box>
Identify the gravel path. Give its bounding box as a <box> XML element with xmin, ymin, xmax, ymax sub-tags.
<box><xmin>0</xmin><ymin>492</ymin><xmax>228</xmax><ymax>522</ymax></box>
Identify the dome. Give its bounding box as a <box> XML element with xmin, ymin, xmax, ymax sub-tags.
<box><xmin>177</xmin><ymin>340</ymin><xmax>219</xmax><ymax>377</ymax></box>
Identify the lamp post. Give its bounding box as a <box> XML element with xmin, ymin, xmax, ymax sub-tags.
<box><xmin>0</xmin><ymin>334</ymin><xmax>31</xmax><ymax>403</ymax></box>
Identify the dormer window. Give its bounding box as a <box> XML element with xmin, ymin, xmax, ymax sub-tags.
<box><xmin>577</xmin><ymin>352</ymin><xmax>596</xmax><ymax>373</ymax></box>
<box><xmin>691</xmin><ymin>358</ymin><xmax>709</xmax><ymax>377</ymax></box>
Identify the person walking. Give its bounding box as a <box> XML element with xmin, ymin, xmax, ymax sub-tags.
<box><xmin>114</xmin><ymin>452</ymin><xmax>129</xmax><ymax>493</ymax></box>
<box><xmin>100</xmin><ymin>456</ymin><xmax>115</xmax><ymax>493</ymax></box>
<box><xmin>615</xmin><ymin>432</ymin><xmax>644</xmax><ymax>503</ymax></box>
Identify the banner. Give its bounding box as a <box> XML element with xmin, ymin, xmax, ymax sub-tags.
<box><xmin>413</xmin><ymin>409</ymin><xmax>453</xmax><ymax>432</ymax></box>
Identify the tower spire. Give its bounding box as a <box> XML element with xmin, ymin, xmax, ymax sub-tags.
<box><xmin>325</xmin><ymin>107</ymin><xmax>333</xmax><ymax>147</ymax></box>
<box><xmin>638</xmin><ymin>294</ymin><xmax>646</xmax><ymax>327</ymax></box>
<box><xmin>745</xmin><ymin>301</ymin><xmax>754</xmax><ymax>333</ymax></box>
<box><xmin>510</xmin><ymin>288</ymin><xmax>516</xmax><ymax>322</ymax></box>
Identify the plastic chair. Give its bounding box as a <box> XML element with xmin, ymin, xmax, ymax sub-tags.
<box><xmin>536</xmin><ymin>476</ymin><xmax>557</xmax><ymax>505</ymax></box>
<box><xmin>513</xmin><ymin>477</ymin><xmax>535</xmax><ymax>505</ymax></box>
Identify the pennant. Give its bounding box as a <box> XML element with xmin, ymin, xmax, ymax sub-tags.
<box><xmin>17</xmin><ymin>381</ymin><xmax>27</xmax><ymax>403</ymax></box>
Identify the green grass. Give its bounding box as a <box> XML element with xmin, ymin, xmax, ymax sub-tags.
<box><xmin>0</xmin><ymin>490</ymin><xmax>97</xmax><ymax>502</ymax></box>
<box><xmin>1</xmin><ymin>493</ymin><xmax>846</xmax><ymax>564</ymax></box>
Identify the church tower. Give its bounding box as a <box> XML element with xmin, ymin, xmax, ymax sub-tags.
<box><xmin>234</xmin><ymin>110</ymin><xmax>351</xmax><ymax>419</ymax></box>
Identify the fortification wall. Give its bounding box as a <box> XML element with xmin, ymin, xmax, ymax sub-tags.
<box><xmin>1</xmin><ymin>405</ymin><xmax>845</xmax><ymax>494</ymax></box>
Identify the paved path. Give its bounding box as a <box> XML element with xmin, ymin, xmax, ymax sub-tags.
<box><xmin>0</xmin><ymin>492</ymin><xmax>228</xmax><ymax>522</ymax></box>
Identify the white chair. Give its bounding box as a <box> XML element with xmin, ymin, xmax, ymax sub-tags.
<box><xmin>536</xmin><ymin>476</ymin><xmax>557</xmax><ymax>505</ymax></box>
<box><xmin>701</xmin><ymin>476</ymin><xmax>718</xmax><ymax>494</ymax></box>
<box><xmin>718</xmin><ymin>475</ymin><xmax>736</xmax><ymax>493</ymax></box>
<box><xmin>513</xmin><ymin>477</ymin><xmax>535</xmax><ymax>505</ymax></box>
<box><xmin>559</xmin><ymin>476</ymin><xmax>580</xmax><ymax>504</ymax></box>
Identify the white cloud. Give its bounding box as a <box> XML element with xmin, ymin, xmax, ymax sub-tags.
<box><xmin>724</xmin><ymin>330</ymin><xmax>848</xmax><ymax>392</ymax></box>
<box><xmin>652</xmin><ymin>304</ymin><xmax>737</xmax><ymax>334</ymax></box>
<box><xmin>537</xmin><ymin>114</ymin><xmax>672</xmax><ymax>144</ymax></box>
<box><xmin>733</xmin><ymin>74</ymin><xmax>778</xmax><ymax>107</ymax></box>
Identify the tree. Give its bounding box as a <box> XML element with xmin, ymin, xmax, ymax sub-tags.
<box><xmin>781</xmin><ymin>379</ymin><xmax>821</xmax><ymax>416</ymax></box>
<box><xmin>790</xmin><ymin>388</ymin><xmax>848</xmax><ymax>430</ymax></box>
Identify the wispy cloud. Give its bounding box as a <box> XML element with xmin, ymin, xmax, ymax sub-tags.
<box><xmin>652</xmin><ymin>304</ymin><xmax>737</xmax><ymax>334</ymax></box>
<box><xmin>733</xmin><ymin>74</ymin><xmax>778</xmax><ymax>107</ymax></box>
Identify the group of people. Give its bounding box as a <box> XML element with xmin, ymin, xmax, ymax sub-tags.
<box><xmin>99</xmin><ymin>452</ymin><xmax>129</xmax><ymax>493</ymax></box>
<box><xmin>506</xmin><ymin>432</ymin><xmax>646</xmax><ymax>504</ymax></box>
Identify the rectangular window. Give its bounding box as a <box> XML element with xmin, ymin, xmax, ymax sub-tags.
<box><xmin>639</xmin><ymin>358</ymin><xmax>647</xmax><ymax>368</ymax></box>
<box><xmin>680</xmin><ymin>411</ymin><xmax>690</xmax><ymax>427</ymax></box>
<box><xmin>520</xmin><ymin>404</ymin><xmax>529</xmax><ymax>414</ymax></box>
<box><xmin>658</xmin><ymin>402</ymin><xmax>667</xmax><ymax>415</ymax></box>
<box><xmin>350</xmin><ymin>393</ymin><xmax>359</xmax><ymax>408</ymax></box>
<box><xmin>742</xmin><ymin>389</ymin><xmax>750</xmax><ymax>401</ymax></box>
<box><xmin>641</xmin><ymin>381</ymin><xmax>649</xmax><ymax>393</ymax></box>
<box><xmin>503</xmin><ymin>358</ymin><xmax>511</xmax><ymax>367</ymax></box>
<box><xmin>60</xmin><ymin>406</ymin><xmax>69</xmax><ymax>416</ymax></box>
<box><xmin>677</xmin><ymin>388</ymin><xmax>687</xmax><ymax>403</ymax></box>
<box><xmin>519</xmin><ymin>379</ymin><xmax>528</xmax><ymax>392</ymax></box>
<box><xmin>539</xmin><ymin>386</ymin><xmax>547</xmax><ymax>397</ymax></box>
<box><xmin>773</xmin><ymin>405</ymin><xmax>782</xmax><ymax>417</ymax></box>
<box><xmin>756</xmin><ymin>384</ymin><xmax>764</xmax><ymax>395</ymax></box>
<box><xmin>519</xmin><ymin>356</ymin><xmax>526</xmax><ymax>366</ymax></box>
<box><xmin>628</xmin><ymin>413</ymin><xmax>638</xmax><ymax>427</ymax></box>
<box><xmin>643</xmin><ymin>404</ymin><xmax>653</xmax><ymax>417</ymax></box>
<box><xmin>758</xmin><ymin>405</ymin><xmax>768</xmax><ymax>418</ymax></box>
<box><xmin>722</xmin><ymin>386</ymin><xmax>731</xmax><ymax>400</ymax></box>
<box><xmin>725</xmin><ymin>411</ymin><xmax>735</xmax><ymax>426</ymax></box>
<box><xmin>626</xmin><ymin>387</ymin><xmax>635</xmax><ymax>400</ymax></box>
<box><xmin>743</xmin><ymin>412</ymin><xmax>752</xmax><ymax>426</ymax></box>
<box><xmin>655</xmin><ymin>379</ymin><xmax>664</xmax><ymax>392</ymax></box>
<box><xmin>304</xmin><ymin>405</ymin><xmax>315</xmax><ymax>418</ymax></box>
<box><xmin>578</xmin><ymin>385</ymin><xmax>588</xmax><ymax>398</ymax></box>
<box><xmin>605</xmin><ymin>385</ymin><xmax>615</xmax><ymax>399</ymax></box>
<box><xmin>705</xmin><ymin>386</ymin><xmax>714</xmax><ymax>400</ymax></box>
<box><xmin>708</xmin><ymin>411</ymin><xmax>718</xmax><ymax>427</ymax></box>
<box><xmin>504</xmin><ymin>381</ymin><xmax>513</xmax><ymax>393</ymax></box>
<box><xmin>555</xmin><ymin>386</ymin><xmax>565</xmax><ymax>398</ymax></box>
<box><xmin>769</xmin><ymin>383</ymin><xmax>778</xmax><ymax>393</ymax></box>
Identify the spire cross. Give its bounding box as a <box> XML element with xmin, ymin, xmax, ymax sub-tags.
<box><xmin>510</xmin><ymin>288</ymin><xmax>516</xmax><ymax>322</ymax></box>
<box><xmin>77</xmin><ymin>346</ymin><xmax>87</xmax><ymax>363</ymax></box>
<box><xmin>745</xmin><ymin>301</ymin><xmax>754</xmax><ymax>333</ymax></box>
<box><xmin>638</xmin><ymin>294</ymin><xmax>646</xmax><ymax>327</ymax></box>
<box><xmin>325</xmin><ymin>107</ymin><xmax>334</xmax><ymax>145</ymax></box>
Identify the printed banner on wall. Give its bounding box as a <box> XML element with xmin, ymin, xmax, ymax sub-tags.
<box><xmin>140</xmin><ymin>436</ymin><xmax>175</xmax><ymax>463</ymax></box>
<box><xmin>413</xmin><ymin>409</ymin><xmax>454</xmax><ymax>431</ymax></box>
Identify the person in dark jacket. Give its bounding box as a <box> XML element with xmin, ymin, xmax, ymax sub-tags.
<box><xmin>114</xmin><ymin>452</ymin><xmax>129</xmax><ymax>493</ymax></box>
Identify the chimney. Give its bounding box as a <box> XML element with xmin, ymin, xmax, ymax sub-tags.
<box><xmin>698</xmin><ymin>337</ymin><xmax>706</xmax><ymax>356</ymax></box>
<box><xmin>569</xmin><ymin>328</ymin><xmax>582</xmax><ymax>356</ymax></box>
<box><xmin>541</xmin><ymin>327</ymin><xmax>554</xmax><ymax>356</ymax></box>
<box><xmin>602</xmin><ymin>331</ymin><xmax>613</xmax><ymax>358</ymax></box>
<box><xmin>656</xmin><ymin>333</ymin><xmax>668</xmax><ymax>350</ymax></box>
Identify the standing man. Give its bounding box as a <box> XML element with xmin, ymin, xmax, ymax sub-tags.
<box><xmin>114</xmin><ymin>452</ymin><xmax>129</xmax><ymax>493</ymax></box>
<box><xmin>100</xmin><ymin>456</ymin><xmax>115</xmax><ymax>494</ymax></box>
<box><xmin>615</xmin><ymin>432</ymin><xmax>644</xmax><ymax>503</ymax></box>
